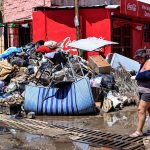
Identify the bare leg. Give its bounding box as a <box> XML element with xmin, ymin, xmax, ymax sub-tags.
<box><xmin>136</xmin><ymin>100</ymin><xmax>150</xmax><ymax>133</ymax></box>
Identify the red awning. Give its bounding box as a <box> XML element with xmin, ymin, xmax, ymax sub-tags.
<box><xmin>120</xmin><ymin>0</ymin><xmax>150</xmax><ymax>19</ymax></box>
<box><xmin>113</xmin><ymin>19</ymin><xmax>144</xmax><ymax>31</ymax></box>
<box><xmin>137</xmin><ymin>0</ymin><xmax>150</xmax><ymax>5</ymax></box>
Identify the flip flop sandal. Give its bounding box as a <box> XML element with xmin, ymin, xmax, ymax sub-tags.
<box><xmin>130</xmin><ymin>131</ymin><xmax>143</xmax><ymax>138</ymax></box>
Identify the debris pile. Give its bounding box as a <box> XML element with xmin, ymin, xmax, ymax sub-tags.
<box><xmin>0</xmin><ymin>40</ymin><xmax>139</xmax><ymax>115</ymax></box>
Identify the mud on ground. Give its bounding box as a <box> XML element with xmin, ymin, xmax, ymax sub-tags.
<box><xmin>0</xmin><ymin>106</ymin><xmax>150</xmax><ymax>150</ymax></box>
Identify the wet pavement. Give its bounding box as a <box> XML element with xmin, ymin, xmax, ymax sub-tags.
<box><xmin>0</xmin><ymin>106</ymin><xmax>150</xmax><ymax>150</ymax></box>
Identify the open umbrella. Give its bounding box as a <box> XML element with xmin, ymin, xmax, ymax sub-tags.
<box><xmin>68</xmin><ymin>37</ymin><xmax>118</xmax><ymax>51</ymax></box>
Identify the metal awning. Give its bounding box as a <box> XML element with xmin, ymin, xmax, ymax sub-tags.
<box><xmin>33</xmin><ymin>5</ymin><xmax>106</xmax><ymax>11</ymax></box>
<box><xmin>105</xmin><ymin>5</ymin><xmax>120</xmax><ymax>9</ymax></box>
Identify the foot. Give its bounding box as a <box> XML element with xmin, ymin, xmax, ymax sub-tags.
<box><xmin>130</xmin><ymin>131</ymin><xmax>143</xmax><ymax>138</ymax></box>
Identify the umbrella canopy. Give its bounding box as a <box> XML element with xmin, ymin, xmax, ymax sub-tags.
<box><xmin>68</xmin><ymin>37</ymin><xmax>118</xmax><ymax>51</ymax></box>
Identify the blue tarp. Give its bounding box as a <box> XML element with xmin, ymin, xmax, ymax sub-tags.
<box><xmin>0</xmin><ymin>47</ymin><xmax>22</xmax><ymax>59</ymax></box>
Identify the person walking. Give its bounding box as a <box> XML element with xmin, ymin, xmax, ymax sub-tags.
<box><xmin>130</xmin><ymin>49</ymin><xmax>150</xmax><ymax>137</ymax></box>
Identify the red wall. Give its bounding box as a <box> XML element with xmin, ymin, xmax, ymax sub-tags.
<box><xmin>32</xmin><ymin>11</ymin><xmax>47</xmax><ymax>41</ymax></box>
<box><xmin>80</xmin><ymin>9</ymin><xmax>112</xmax><ymax>57</ymax></box>
<box><xmin>132</xmin><ymin>25</ymin><xmax>150</xmax><ymax>56</ymax></box>
<box><xmin>32</xmin><ymin>8</ymin><xmax>112</xmax><ymax>56</ymax></box>
<box><xmin>132</xmin><ymin>26</ymin><xmax>143</xmax><ymax>56</ymax></box>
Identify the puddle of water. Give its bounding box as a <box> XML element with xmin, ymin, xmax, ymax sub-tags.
<box><xmin>4</xmin><ymin>128</ymin><xmax>112</xmax><ymax>150</ymax></box>
<box><xmin>25</xmin><ymin>133</ymin><xmax>47</xmax><ymax>143</ymax></box>
<box><xmin>7</xmin><ymin>130</ymin><xmax>82</xmax><ymax>150</ymax></box>
<box><xmin>36</xmin><ymin>107</ymin><xmax>140</xmax><ymax>135</ymax></box>
<box><xmin>73</xmin><ymin>142</ymin><xmax>94</xmax><ymax>150</ymax></box>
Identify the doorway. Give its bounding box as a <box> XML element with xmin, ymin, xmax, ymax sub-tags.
<box><xmin>112</xmin><ymin>24</ymin><xmax>132</xmax><ymax>58</ymax></box>
<box><xmin>19</xmin><ymin>23</ymin><xmax>31</xmax><ymax>47</ymax></box>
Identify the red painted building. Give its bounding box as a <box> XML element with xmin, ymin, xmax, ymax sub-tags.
<box><xmin>32</xmin><ymin>0</ymin><xmax>150</xmax><ymax>58</ymax></box>
<box><xmin>2</xmin><ymin>0</ymin><xmax>150</xmax><ymax>58</ymax></box>
<box><xmin>32</xmin><ymin>7</ymin><xmax>112</xmax><ymax>57</ymax></box>
<box><xmin>1</xmin><ymin>0</ymin><xmax>51</xmax><ymax>49</ymax></box>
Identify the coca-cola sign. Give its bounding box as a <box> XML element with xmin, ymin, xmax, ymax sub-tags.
<box><xmin>140</xmin><ymin>4</ymin><xmax>150</xmax><ymax>18</ymax></box>
<box><xmin>121</xmin><ymin>0</ymin><xmax>150</xmax><ymax>19</ymax></box>
<box><xmin>127</xmin><ymin>3</ymin><xmax>137</xmax><ymax>12</ymax></box>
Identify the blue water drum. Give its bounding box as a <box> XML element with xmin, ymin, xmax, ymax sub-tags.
<box><xmin>24</xmin><ymin>77</ymin><xmax>96</xmax><ymax>115</ymax></box>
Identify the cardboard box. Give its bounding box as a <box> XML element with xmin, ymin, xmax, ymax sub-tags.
<box><xmin>88</xmin><ymin>55</ymin><xmax>111</xmax><ymax>74</ymax></box>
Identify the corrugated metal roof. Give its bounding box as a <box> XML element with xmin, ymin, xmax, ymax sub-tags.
<box><xmin>105</xmin><ymin>5</ymin><xmax>120</xmax><ymax>9</ymax></box>
<box><xmin>33</xmin><ymin>5</ymin><xmax>107</xmax><ymax>11</ymax></box>
<box><xmin>33</xmin><ymin>5</ymin><xmax>111</xmax><ymax>11</ymax></box>
<box><xmin>51</xmin><ymin>0</ymin><xmax>120</xmax><ymax>6</ymax></box>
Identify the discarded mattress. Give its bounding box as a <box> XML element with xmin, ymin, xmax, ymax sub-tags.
<box><xmin>110</xmin><ymin>53</ymin><xmax>140</xmax><ymax>72</ymax></box>
<box><xmin>24</xmin><ymin>77</ymin><xmax>96</xmax><ymax>115</ymax></box>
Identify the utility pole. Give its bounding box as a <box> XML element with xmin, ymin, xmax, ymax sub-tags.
<box><xmin>74</xmin><ymin>0</ymin><xmax>80</xmax><ymax>40</ymax></box>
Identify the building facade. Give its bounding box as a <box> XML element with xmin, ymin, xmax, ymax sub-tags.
<box><xmin>3</xmin><ymin>0</ymin><xmax>120</xmax><ymax>23</ymax></box>
<box><xmin>32</xmin><ymin>6</ymin><xmax>112</xmax><ymax>57</ymax></box>
<box><xmin>32</xmin><ymin>0</ymin><xmax>150</xmax><ymax>58</ymax></box>
<box><xmin>0</xmin><ymin>0</ymin><xmax>4</xmax><ymax>53</ymax></box>
<box><xmin>2</xmin><ymin>0</ymin><xmax>150</xmax><ymax>58</ymax></box>
<box><xmin>0</xmin><ymin>0</ymin><xmax>51</xmax><ymax>50</ymax></box>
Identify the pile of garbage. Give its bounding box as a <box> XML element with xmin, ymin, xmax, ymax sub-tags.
<box><xmin>0</xmin><ymin>40</ymin><xmax>139</xmax><ymax>115</ymax></box>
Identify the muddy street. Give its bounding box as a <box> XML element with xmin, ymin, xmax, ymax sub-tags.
<box><xmin>0</xmin><ymin>106</ymin><xmax>150</xmax><ymax>150</ymax></box>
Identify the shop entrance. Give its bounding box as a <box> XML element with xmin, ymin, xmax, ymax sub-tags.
<box><xmin>19</xmin><ymin>24</ymin><xmax>31</xmax><ymax>47</ymax></box>
<box><xmin>112</xmin><ymin>24</ymin><xmax>132</xmax><ymax>58</ymax></box>
<box><xmin>0</xmin><ymin>23</ymin><xmax>32</xmax><ymax>54</ymax></box>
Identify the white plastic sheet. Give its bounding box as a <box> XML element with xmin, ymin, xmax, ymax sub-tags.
<box><xmin>68</xmin><ymin>37</ymin><xmax>118</xmax><ymax>51</ymax></box>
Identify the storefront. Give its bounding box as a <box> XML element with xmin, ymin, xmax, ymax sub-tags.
<box><xmin>112</xmin><ymin>0</ymin><xmax>150</xmax><ymax>58</ymax></box>
<box><xmin>32</xmin><ymin>0</ymin><xmax>150</xmax><ymax>58</ymax></box>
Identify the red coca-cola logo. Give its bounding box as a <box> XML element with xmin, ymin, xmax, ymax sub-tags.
<box><xmin>61</xmin><ymin>37</ymin><xmax>77</xmax><ymax>52</ymax></box>
<box><xmin>127</xmin><ymin>3</ymin><xmax>137</xmax><ymax>12</ymax></box>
